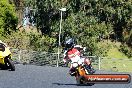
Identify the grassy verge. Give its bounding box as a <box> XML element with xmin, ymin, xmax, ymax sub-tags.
<box><xmin>98</xmin><ymin>40</ymin><xmax>132</xmax><ymax>72</ymax></box>
<box><xmin>100</xmin><ymin>58</ymin><xmax>132</xmax><ymax>72</ymax></box>
<box><xmin>107</xmin><ymin>47</ymin><xmax>128</xmax><ymax>59</ymax></box>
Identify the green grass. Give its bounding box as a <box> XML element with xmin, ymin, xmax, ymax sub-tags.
<box><xmin>97</xmin><ymin>40</ymin><xmax>132</xmax><ymax>72</ymax></box>
<box><xmin>100</xmin><ymin>58</ymin><xmax>132</xmax><ymax>72</ymax></box>
<box><xmin>107</xmin><ymin>47</ymin><xmax>128</xmax><ymax>59</ymax></box>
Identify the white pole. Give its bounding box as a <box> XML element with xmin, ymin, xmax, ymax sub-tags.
<box><xmin>99</xmin><ymin>57</ymin><xmax>101</xmax><ymax>70</ymax></box>
<box><xmin>59</xmin><ymin>11</ymin><xmax>63</xmax><ymax>46</ymax></box>
<box><xmin>19</xmin><ymin>50</ymin><xmax>21</xmax><ymax>63</ymax></box>
<box><xmin>57</xmin><ymin>11</ymin><xmax>63</xmax><ymax>67</ymax></box>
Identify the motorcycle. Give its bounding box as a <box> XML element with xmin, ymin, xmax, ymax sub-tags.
<box><xmin>69</xmin><ymin>62</ymin><xmax>95</xmax><ymax>86</ymax></box>
<box><xmin>0</xmin><ymin>43</ymin><xmax>15</xmax><ymax>71</ymax></box>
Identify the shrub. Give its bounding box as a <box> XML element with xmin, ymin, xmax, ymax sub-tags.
<box><xmin>119</xmin><ymin>44</ymin><xmax>132</xmax><ymax>58</ymax></box>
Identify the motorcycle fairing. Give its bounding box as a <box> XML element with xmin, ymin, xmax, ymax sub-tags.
<box><xmin>0</xmin><ymin>57</ymin><xmax>5</xmax><ymax>64</ymax></box>
<box><xmin>0</xmin><ymin>43</ymin><xmax>11</xmax><ymax>65</ymax></box>
<box><xmin>78</xmin><ymin>66</ymin><xmax>86</xmax><ymax>76</ymax></box>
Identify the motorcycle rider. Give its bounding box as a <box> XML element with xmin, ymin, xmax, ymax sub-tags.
<box><xmin>63</xmin><ymin>38</ymin><xmax>95</xmax><ymax>75</ymax></box>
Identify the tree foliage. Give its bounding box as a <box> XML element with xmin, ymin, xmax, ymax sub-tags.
<box><xmin>1</xmin><ymin>0</ymin><xmax>132</xmax><ymax>57</ymax></box>
<box><xmin>0</xmin><ymin>0</ymin><xmax>18</xmax><ymax>35</ymax></box>
<box><xmin>19</xmin><ymin>0</ymin><xmax>132</xmax><ymax>57</ymax></box>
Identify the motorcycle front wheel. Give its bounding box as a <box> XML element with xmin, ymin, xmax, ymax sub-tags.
<box><xmin>6</xmin><ymin>57</ymin><xmax>15</xmax><ymax>71</ymax></box>
<box><xmin>76</xmin><ymin>76</ymin><xmax>95</xmax><ymax>86</ymax></box>
<box><xmin>76</xmin><ymin>76</ymin><xmax>86</xmax><ymax>86</ymax></box>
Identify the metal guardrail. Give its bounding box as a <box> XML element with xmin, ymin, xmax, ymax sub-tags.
<box><xmin>10</xmin><ymin>49</ymin><xmax>100</xmax><ymax>68</ymax></box>
<box><xmin>10</xmin><ymin>49</ymin><xmax>132</xmax><ymax>72</ymax></box>
<box><xmin>11</xmin><ymin>49</ymin><xmax>63</xmax><ymax>67</ymax></box>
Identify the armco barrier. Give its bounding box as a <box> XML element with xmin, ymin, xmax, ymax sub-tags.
<box><xmin>10</xmin><ymin>49</ymin><xmax>132</xmax><ymax>72</ymax></box>
<box><xmin>10</xmin><ymin>49</ymin><xmax>99</xmax><ymax>68</ymax></box>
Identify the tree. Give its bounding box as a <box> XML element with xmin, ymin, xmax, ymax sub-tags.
<box><xmin>16</xmin><ymin>0</ymin><xmax>132</xmax><ymax>57</ymax></box>
<box><xmin>0</xmin><ymin>0</ymin><xmax>18</xmax><ymax>36</ymax></box>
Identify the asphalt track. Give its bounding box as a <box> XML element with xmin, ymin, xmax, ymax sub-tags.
<box><xmin>0</xmin><ymin>64</ymin><xmax>131</xmax><ymax>88</ymax></box>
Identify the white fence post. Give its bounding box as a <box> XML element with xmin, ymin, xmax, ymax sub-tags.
<box><xmin>99</xmin><ymin>57</ymin><xmax>101</xmax><ymax>70</ymax></box>
<box><xmin>56</xmin><ymin>52</ymin><xmax>59</xmax><ymax>67</ymax></box>
<box><xmin>19</xmin><ymin>50</ymin><xmax>21</xmax><ymax>62</ymax></box>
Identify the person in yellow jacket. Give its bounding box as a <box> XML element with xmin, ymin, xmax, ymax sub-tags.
<box><xmin>0</xmin><ymin>40</ymin><xmax>11</xmax><ymax>58</ymax></box>
<box><xmin>0</xmin><ymin>40</ymin><xmax>15</xmax><ymax>71</ymax></box>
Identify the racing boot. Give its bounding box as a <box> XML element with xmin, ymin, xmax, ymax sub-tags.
<box><xmin>89</xmin><ymin>64</ymin><xmax>96</xmax><ymax>73</ymax></box>
<box><xmin>84</xmin><ymin>64</ymin><xmax>95</xmax><ymax>74</ymax></box>
<box><xmin>69</xmin><ymin>68</ymin><xmax>76</xmax><ymax>76</ymax></box>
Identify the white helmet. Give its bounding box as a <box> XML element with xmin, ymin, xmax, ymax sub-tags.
<box><xmin>0</xmin><ymin>40</ymin><xmax>3</xmax><ymax>43</ymax></box>
<box><xmin>74</xmin><ymin>45</ymin><xmax>83</xmax><ymax>48</ymax></box>
<box><xmin>74</xmin><ymin>45</ymin><xmax>86</xmax><ymax>51</ymax></box>
<box><xmin>0</xmin><ymin>40</ymin><xmax>7</xmax><ymax>47</ymax></box>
